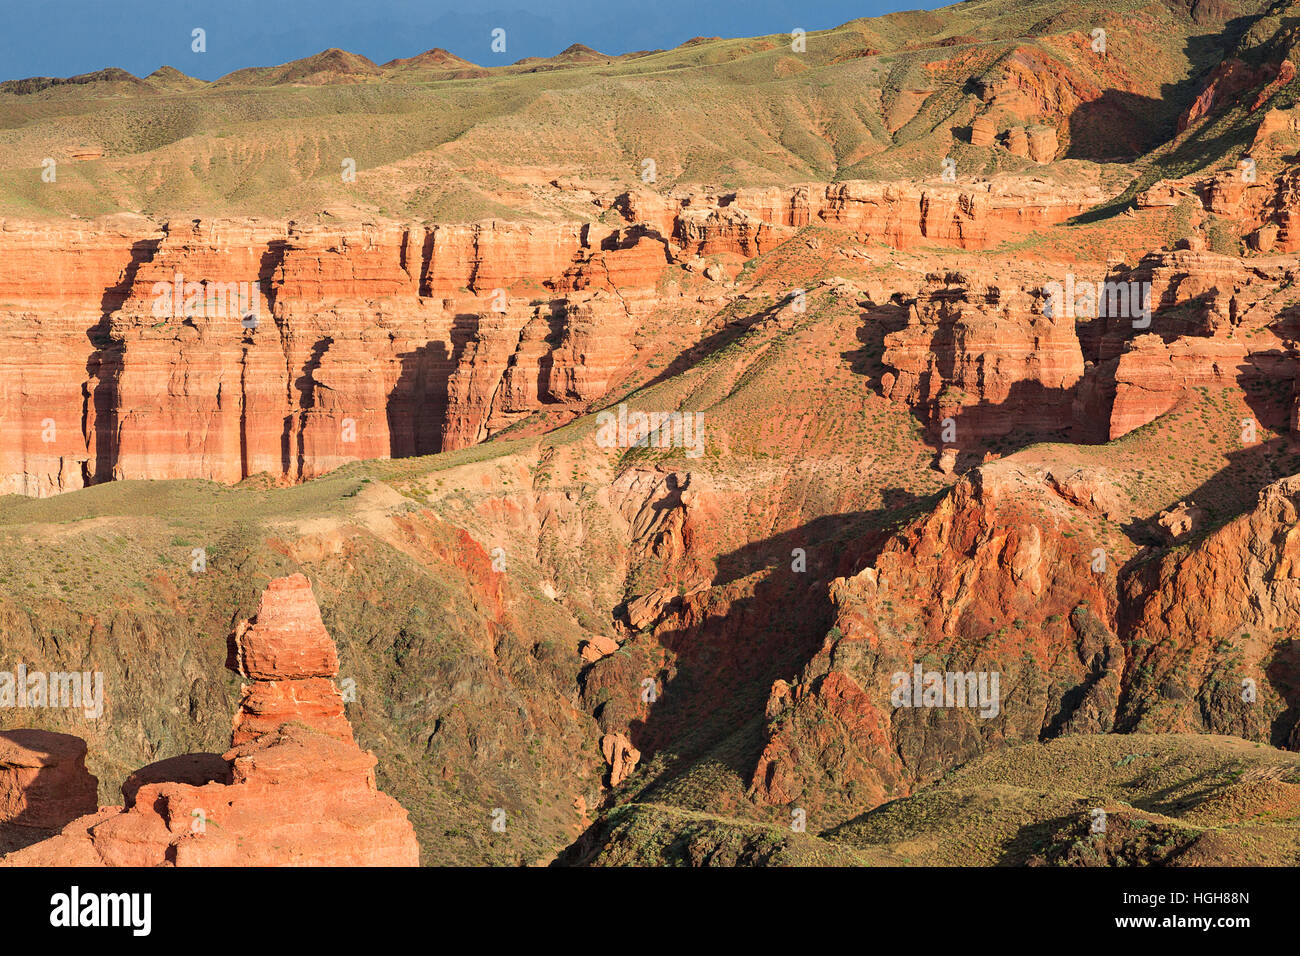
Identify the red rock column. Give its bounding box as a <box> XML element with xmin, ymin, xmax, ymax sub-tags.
<box><xmin>228</xmin><ymin>573</ymin><xmax>354</xmax><ymax>745</ymax></box>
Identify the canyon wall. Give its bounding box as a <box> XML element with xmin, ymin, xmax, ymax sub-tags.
<box><xmin>881</xmin><ymin>270</ymin><xmax>1086</xmax><ymax>442</ymax></box>
<box><xmin>0</xmin><ymin>216</ymin><xmax>648</xmax><ymax>495</ymax></box>
<box><xmin>0</xmin><ymin>177</ymin><xmax>1106</xmax><ymax>497</ymax></box>
<box><xmin>879</xmin><ymin>251</ymin><xmax>1300</xmax><ymax>446</ymax></box>
<box><xmin>617</xmin><ymin>178</ymin><xmax>1102</xmax><ymax>255</ymax></box>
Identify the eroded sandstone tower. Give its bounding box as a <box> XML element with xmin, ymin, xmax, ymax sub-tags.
<box><xmin>0</xmin><ymin>573</ymin><xmax>419</xmax><ymax>866</ymax></box>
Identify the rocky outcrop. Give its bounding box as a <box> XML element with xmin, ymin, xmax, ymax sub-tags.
<box><xmin>1027</xmin><ymin>125</ymin><xmax>1058</xmax><ymax>164</ymax></box>
<box><xmin>749</xmin><ymin>451</ymin><xmax>1300</xmax><ymax>821</ymax></box>
<box><xmin>1119</xmin><ymin>474</ymin><xmax>1300</xmax><ymax>743</ymax></box>
<box><xmin>880</xmin><ymin>250</ymin><xmax>1300</xmax><ymax>446</ymax></box>
<box><xmin>971</xmin><ymin>115</ymin><xmax>997</xmax><ymax>147</ymax></box>
<box><xmin>881</xmin><ymin>271</ymin><xmax>1085</xmax><ymax>442</ymax></box>
<box><xmin>1156</xmin><ymin>500</ymin><xmax>1205</xmax><ymax>543</ymax></box>
<box><xmin>992</xmin><ymin>124</ymin><xmax>1055</xmax><ymax>163</ymax></box>
<box><xmin>600</xmin><ymin>732</ymin><xmax>641</xmax><ymax>786</ymax></box>
<box><xmin>1005</xmin><ymin>126</ymin><xmax>1030</xmax><ymax>158</ymax></box>
<box><xmin>1178</xmin><ymin>57</ymin><xmax>1288</xmax><ymax>132</ymax></box>
<box><xmin>1108</xmin><ymin>334</ymin><xmax>1250</xmax><ymax>439</ymax></box>
<box><xmin>752</xmin><ymin>461</ymin><xmax>1122</xmax><ymax>816</ymax></box>
<box><xmin>228</xmin><ymin>575</ymin><xmax>353</xmax><ymax>746</ymax></box>
<box><xmin>966</xmin><ymin>41</ymin><xmax>1167</xmax><ymax>159</ymax></box>
<box><xmin>0</xmin><ymin>574</ymin><xmax>419</xmax><ymax>866</ymax></box>
<box><xmin>1135</xmin><ymin>180</ymin><xmax>1199</xmax><ymax>208</ymax></box>
<box><xmin>550</xmin><ymin>227</ymin><xmax>671</xmax><ymax>295</ymax></box>
<box><xmin>1044</xmin><ymin>467</ymin><xmax>1127</xmax><ymax>519</ymax></box>
<box><xmin>0</xmin><ymin>731</ymin><xmax>99</xmax><ymax>832</ymax></box>
<box><xmin>1134</xmin><ymin>123</ymin><xmax>1300</xmax><ymax>261</ymax></box>
<box><xmin>580</xmin><ymin>634</ymin><xmax>620</xmax><ymax>664</ymax></box>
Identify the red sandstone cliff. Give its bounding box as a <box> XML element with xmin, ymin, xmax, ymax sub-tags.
<box><xmin>877</xmin><ymin>245</ymin><xmax>1300</xmax><ymax>450</ymax></box>
<box><xmin>881</xmin><ymin>271</ymin><xmax>1086</xmax><ymax>443</ymax></box>
<box><xmin>0</xmin><ymin>175</ymin><xmax>1105</xmax><ymax>497</ymax></box>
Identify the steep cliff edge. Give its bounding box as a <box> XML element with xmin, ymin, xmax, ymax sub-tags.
<box><xmin>0</xmin><ymin>175</ymin><xmax>1103</xmax><ymax>498</ymax></box>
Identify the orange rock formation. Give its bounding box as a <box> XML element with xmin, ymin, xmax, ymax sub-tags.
<box><xmin>0</xmin><ymin>177</ymin><xmax>1104</xmax><ymax>497</ymax></box>
<box><xmin>0</xmin><ymin>574</ymin><xmax>419</xmax><ymax>866</ymax></box>
<box><xmin>0</xmin><ymin>730</ymin><xmax>99</xmax><ymax>832</ymax></box>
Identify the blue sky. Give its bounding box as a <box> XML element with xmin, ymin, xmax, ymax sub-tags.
<box><xmin>0</xmin><ymin>0</ymin><xmax>943</xmax><ymax>82</ymax></box>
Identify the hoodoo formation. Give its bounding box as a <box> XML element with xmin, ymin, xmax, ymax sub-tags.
<box><xmin>0</xmin><ymin>575</ymin><xmax>419</xmax><ymax>866</ymax></box>
<box><xmin>6</xmin><ymin>0</ymin><xmax>1300</xmax><ymax>875</ymax></box>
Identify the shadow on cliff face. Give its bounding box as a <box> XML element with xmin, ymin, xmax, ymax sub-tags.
<box><xmin>846</xmin><ymin>302</ymin><xmax>1112</xmax><ymax>475</ymax></box>
<box><xmin>534</xmin><ymin>303</ymin><xmax>569</xmax><ymax>402</ymax></box>
<box><xmin>387</xmin><ymin>312</ymin><xmax>486</xmax><ymax>459</ymax></box>
<box><xmin>257</xmin><ymin>240</ymin><xmax>286</xmax><ymax>313</ymax></box>
<box><xmin>295</xmin><ymin>317</ymin><xmax>490</xmax><ymax>469</ymax></box>
<box><xmin>891</xmin><ymin>373</ymin><xmax>1106</xmax><ymax>473</ymax></box>
<box><xmin>1064</xmin><ymin>90</ymin><xmax>1173</xmax><ymax>163</ymax></box>
<box><xmin>936</xmin><ymin>378</ymin><xmax>1094</xmax><ymax>449</ymax></box>
<box><xmin>842</xmin><ymin>298</ymin><xmax>909</xmax><ymax>391</ymax></box>
<box><xmin>601</xmin><ymin>500</ymin><xmax>922</xmax><ymax>805</ymax></box>
<box><xmin>84</xmin><ymin>237</ymin><xmax>162</xmax><ymax>485</ymax></box>
<box><xmin>289</xmin><ymin>337</ymin><xmax>334</xmax><ymax>481</ymax></box>
<box><xmin>98</xmin><ymin>238</ymin><xmax>161</xmax><ymax>317</ymax></box>
<box><xmin>1063</xmin><ymin>11</ymin><xmax>1257</xmax><ymax>165</ymax></box>
<box><xmin>0</xmin><ymin>822</ymin><xmax>53</xmax><ymax>856</ymax></box>
<box><xmin>389</xmin><ymin>341</ymin><xmax>451</xmax><ymax>458</ymax></box>
<box><xmin>708</xmin><ymin>493</ymin><xmax>921</xmax><ymax>591</ymax></box>
<box><xmin>1066</xmin><ymin>15</ymin><xmax>1258</xmax><ymax>222</ymax></box>
<box><xmin>1265</xmin><ymin>640</ymin><xmax>1300</xmax><ymax>748</ymax></box>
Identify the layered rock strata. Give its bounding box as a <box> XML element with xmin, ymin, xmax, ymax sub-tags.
<box><xmin>0</xmin><ymin>176</ymin><xmax>1105</xmax><ymax>496</ymax></box>
<box><xmin>879</xmin><ymin>253</ymin><xmax>1300</xmax><ymax>446</ymax></box>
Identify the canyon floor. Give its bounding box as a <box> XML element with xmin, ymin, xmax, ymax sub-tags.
<box><xmin>5</xmin><ymin>0</ymin><xmax>1300</xmax><ymax>866</ymax></box>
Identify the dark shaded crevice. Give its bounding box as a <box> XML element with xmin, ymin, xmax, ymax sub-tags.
<box><xmin>294</xmin><ymin>337</ymin><xmax>333</xmax><ymax>481</ymax></box>
<box><xmin>84</xmin><ymin>236</ymin><xmax>161</xmax><ymax>485</ymax></box>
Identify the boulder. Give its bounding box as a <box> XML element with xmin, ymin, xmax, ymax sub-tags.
<box><xmin>1027</xmin><ymin>125</ymin><xmax>1058</xmax><ymax>164</ymax></box>
<box><xmin>971</xmin><ymin>115</ymin><xmax>997</xmax><ymax>147</ymax></box>
<box><xmin>1005</xmin><ymin>126</ymin><xmax>1029</xmax><ymax>158</ymax></box>
<box><xmin>1157</xmin><ymin>501</ymin><xmax>1205</xmax><ymax>543</ymax></box>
